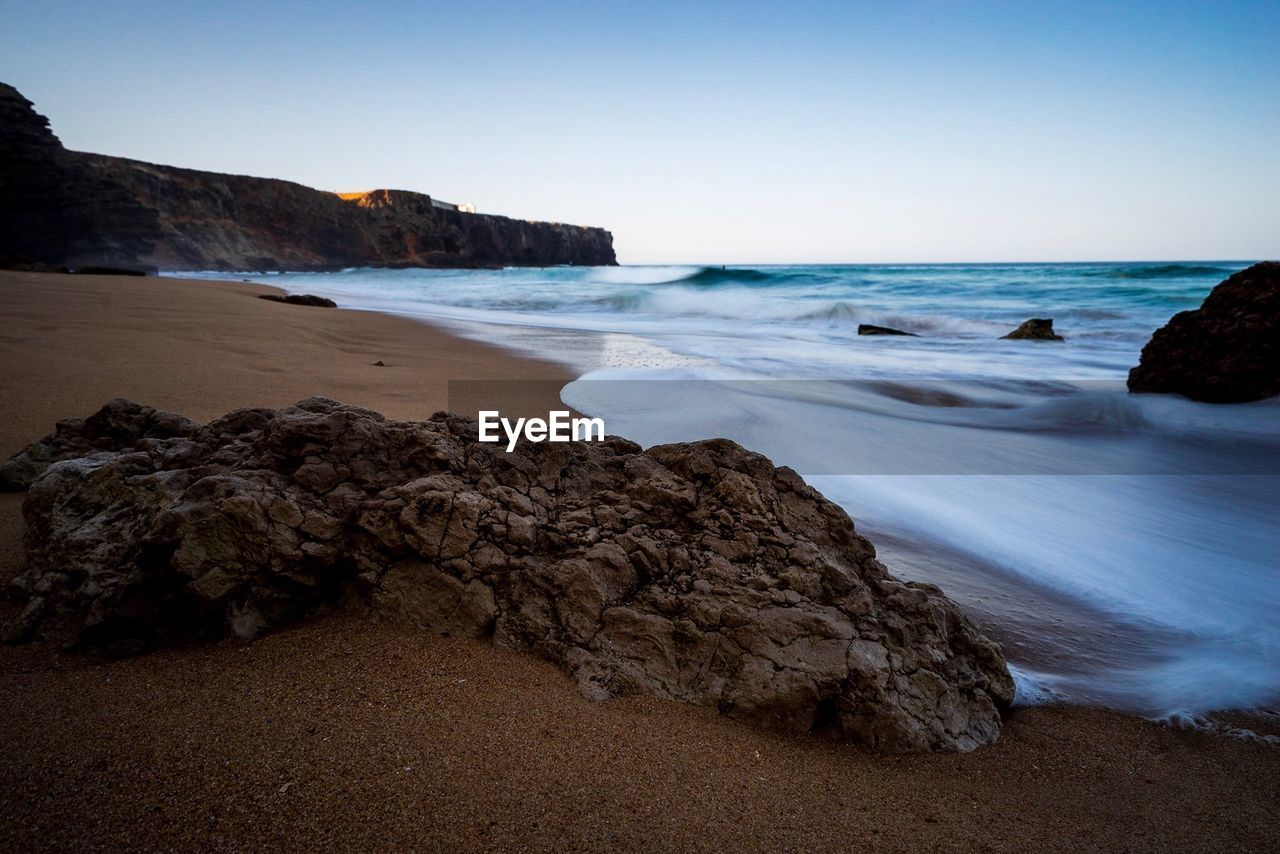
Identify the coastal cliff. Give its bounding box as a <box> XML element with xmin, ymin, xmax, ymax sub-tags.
<box><xmin>0</xmin><ymin>83</ymin><xmax>616</xmax><ymax>271</ymax></box>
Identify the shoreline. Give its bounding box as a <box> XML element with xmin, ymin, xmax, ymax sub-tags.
<box><xmin>0</xmin><ymin>269</ymin><xmax>575</xmax><ymax>456</ymax></box>
<box><xmin>1</xmin><ymin>270</ymin><xmax>1278</xmax><ymax>850</ymax></box>
<box><xmin>273</xmin><ymin>267</ymin><xmax>1279</xmax><ymax>723</ymax></box>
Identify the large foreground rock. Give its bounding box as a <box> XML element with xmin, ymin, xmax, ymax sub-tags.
<box><xmin>1128</xmin><ymin>261</ymin><xmax>1280</xmax><ymax>403</ymax></box>
<box><xmin>3</xmin><ymin>398</ymin><xmax>1013</xmax><ymax>751</ymax></box>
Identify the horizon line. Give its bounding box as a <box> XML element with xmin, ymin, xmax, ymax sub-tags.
<box><xmin>614</xmin><ymin>258</ymin><xmax>1267</xmax><ymax>267</ymax></box>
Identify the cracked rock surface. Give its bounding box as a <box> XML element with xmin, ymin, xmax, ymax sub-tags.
<box><xmin>3</xmin><ymin>397</ymin><xmax>1014</xmax><ymax>752</ymax></box>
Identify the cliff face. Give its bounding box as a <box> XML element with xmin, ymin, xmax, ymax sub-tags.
<box><xmin>0</xmin><ymin>84</ymin><xmax>161</xmax><ymax>268</ymax></box>
<box><xmin>0</xmin><ymin>83</ymin><xmax>616</xmax><ymax>271</ymax></box>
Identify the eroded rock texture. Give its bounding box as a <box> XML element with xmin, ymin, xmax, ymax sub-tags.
<box><xmin>3</xmin><ymin>398</ymin><xmax>1013</xmax><ymax>751</ymax></box>
<box><xmin>1128</xmin><ymin>261</ymin><xmax>1280</xmax><ymax>403</ymax></box>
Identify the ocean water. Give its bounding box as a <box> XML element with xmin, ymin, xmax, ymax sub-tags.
<box><xmin>193</xmin><ymin>262</ymin><xmax>1279</xmax><ymax>720</ymax></box>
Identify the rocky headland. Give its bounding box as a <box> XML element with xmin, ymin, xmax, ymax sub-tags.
<box><xmin>2</xmin><ymin>397</ymin><xmax>1013</xmax><ymax>753</ymax></box>
<box><xmin>0</xmin><ymin>83</ymin><xmax>616</xmax><ymax>271</ymax></box>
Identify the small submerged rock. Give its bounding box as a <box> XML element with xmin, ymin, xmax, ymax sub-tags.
<box><xmin>1</xmin><ymin>397</ymin><xmax>1014</xmax><ymax>752</ymax></box>
<box><xmin>1001</xmin><ymin>318</ymin><xmax>1063</xmax><ymax>341</ymax></box>
<box><xmin>858</xmin><ymin>324</ymin><xmax>917</xmax><ymax>337</ymax></box>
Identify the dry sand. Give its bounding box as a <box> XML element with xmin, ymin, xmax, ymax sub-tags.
<box><xmin>0</xmin><ymin>271</ymin><xmax>1277</xmax><ymax>852</ymax></box>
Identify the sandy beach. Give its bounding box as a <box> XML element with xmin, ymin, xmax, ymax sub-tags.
<box><xmin>1</xmin><ymin>271</ymin><xmax>1278</xmax><ymax>852</ymax></box>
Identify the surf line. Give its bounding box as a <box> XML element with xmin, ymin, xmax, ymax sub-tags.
<box><xmin>477</xmin><ymin>410</ymin><xmax>606</xmax><ymax>452</ymax></box>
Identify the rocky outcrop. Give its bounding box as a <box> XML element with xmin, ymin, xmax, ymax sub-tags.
<box><xmin>0</xmin><ymin>83</ymin><xmax>68</xmax><ymax>264</ymax></box>
<box><xmin>1001</xmin><ymin>319</ymin><xmax>1063</xmax><ymax>340</ymax></box>
<box><xmin>0</xmin><ymin>84</ymin><xmax>161</xmax><ymax>270</ymax></box>
<box><xmin>1128</xmin><ymin>262</ymin><xmax>1280</xmax><ymax>403</ymax></box>
<box><xmin>858</xmin><ymin>324</ymin><xmax>917</xmax><ymax>336</ymax></box>
<box><xmin>0</xmin><ymin>83</ymin><xmax>616</xmax><ymax>271</ymax></box>
<box><xmin>3</xmin><ymin>398</ymin><xmax>1013</xmax><ymax>752</ymax></box>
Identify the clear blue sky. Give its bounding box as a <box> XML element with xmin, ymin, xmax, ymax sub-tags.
<box><xmin>3</xmin><ymin>0</ymin><xmax>1277</xmax><ymax>264</ymax></box>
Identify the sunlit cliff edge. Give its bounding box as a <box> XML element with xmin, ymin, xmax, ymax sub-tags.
<box><xmin>0</xmin><ymin>83</ymin><xmax>617</xmax><ymax>271</ymax></box>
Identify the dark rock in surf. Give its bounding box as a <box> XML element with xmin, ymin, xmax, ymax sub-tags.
<box><xmin>1128</xmin><ymin>261</ymin><xmax>1280</xmax><ymax>403</ymax></box>
<box><xmin>858</xmin><ymin>324</ymin><xmax>917</xmax><ymax>337</ymax></box>
<box><xmin>2</xmin><ymin>397</ymin><xmax>1014</xmax><ymax>752</ymax></box>
<box><xmin>259</xmin><ymin>293</ymin><xmax>338</xmax><ymax>308</ymax></box>
<box><xmin>1001</xmin><ymin>319</ymin><xmax>1063</xmax><ymax>341</ymax></box>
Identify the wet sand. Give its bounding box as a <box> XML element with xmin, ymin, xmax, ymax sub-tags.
<box><xmin>0</xmin><ymin>270</ymin><xmax>573</xmax><ymax>437</ymax></box>
<box><xmin>0</xmin><ymin>271</ymin><xmax>1277</xmax><ymax>851</ymax></box>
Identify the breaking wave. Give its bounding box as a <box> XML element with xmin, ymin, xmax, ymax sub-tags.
<box><xmin>1093</xmin><ymin>263</ymin><xmax>1239</xmax><ymax>279</ymax></box>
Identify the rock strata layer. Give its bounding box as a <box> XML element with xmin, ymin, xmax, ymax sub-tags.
<box><xmin>0</xmin><ymin>83</ymin><xmax>616</xmax><ymax>271</ymax></box>
<box><xmin>2</xmin><ymin>398</ymin><xmax>1013</xmax><ymax>752</ymax></box>
<box><xmin>1128</xmin><ymin>261</ymin><xmax>1279</xmax><ymax>403</ymax></box>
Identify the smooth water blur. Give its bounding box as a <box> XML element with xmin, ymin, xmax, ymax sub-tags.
<box><xmin>192</xmin><ymin>262</ymin><xmax>1279</xmax><ymax>719</ymax></box>
<box><xmin>197</xmin><ymin>262</ymin><xmax>1243</xmax><ymax>379</ymax></box>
